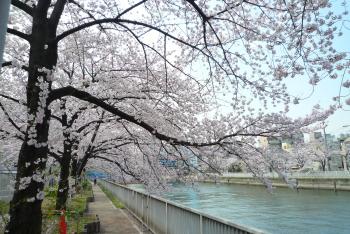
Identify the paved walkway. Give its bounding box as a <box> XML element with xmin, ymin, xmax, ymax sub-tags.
<box><xmin>89</xmin><ymin>184</ymin><xmax>141</xmax><ymax>234</ymax></box>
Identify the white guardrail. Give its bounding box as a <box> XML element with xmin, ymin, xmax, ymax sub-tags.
<box><xmin>0</xmin><ymin>172</ymin><xmax>15</xmax><ymax>201</ymax></box>
<box><xmin>99</xmin><ymin>180</ymin><xmax>264</xmax><ymax>234</ymax></box>
<box><xmin>221</xmin><ymin>171</ymin><xmax>350</xmax><ymax>179</ymax></box>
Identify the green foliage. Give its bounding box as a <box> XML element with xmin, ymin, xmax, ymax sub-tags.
<box><xmin>0</xmin><ymin>200</ymin><xmax>10</xmax><ymax>233</ymax></box>
<box><xmin>0</xmin><ymin>200</ymin><xmax>9</xmax><ymax>214</ymax></box>
<box><xmin>81</xmin><ymin>179</ymin><xmax>91</xmax><ymax>191</ymax></box>
<box><xmin>41</xmin><ymin>179</ymin><xmax>95</xmax><ymax>233</ymax></box>
<box><xmin>68</xmin><ymin>196</ymin><xmax>87</xmax><ymax>214</ymax></box>
<box><xmin>98</xmin><ymin>183</ymin><xmax>125</xmax><ymax>209</ymax></box>
<box><xmin>45</xmin><ymin>185</ymin><xmax>58</xmax><ymax>198</ymax></box>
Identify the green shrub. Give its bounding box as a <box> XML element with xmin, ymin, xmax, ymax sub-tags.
<box><xmin>0</xmin><ymin>200</ymin><xmax>9</xmax><ymax>214</ymax></box>
<box><xmin>45</xmin><ymin>186</ymin><xmax>58</xmax><ymax>198</ymax></box>
<box><xmin>42</xmin><ymin>180</ymin><xmax>95</xmax><ymax>233</ymax></box>
<box><xmin>82</xmin><ymin>179</ymin><xmax>91</xmax><ymax>191</ymax></box>
<box><xmin>0</xmin><ymin>200</ymin><xmax>10</xmax><ymax>232</ymax></box>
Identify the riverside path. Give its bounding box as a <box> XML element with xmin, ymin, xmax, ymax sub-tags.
<box><xmin>89</xmin><ymin>184</ymin><xmax>142</xmax><ymax>234</ymax></box>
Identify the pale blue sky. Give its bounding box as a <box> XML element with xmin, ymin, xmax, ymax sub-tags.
<box><xmin>286</xmin><ymin>76</ymin><xmax>349</xmax><ymax>135</ymax></box>
<box><xmin>285</xmin><ymin>1</ymin><xmax>349</xmax><ymax>135</ymax></box>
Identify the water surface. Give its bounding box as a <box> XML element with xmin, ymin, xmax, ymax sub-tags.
<box><xmin>130</xmin><ymin>183</ymin><xmax>350</xmax><ymax>234</ymax></box>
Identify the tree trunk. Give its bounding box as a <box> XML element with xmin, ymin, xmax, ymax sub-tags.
<box><xmin>7</xmin><ymin>1</ymin><xmax>58</xmax><ymax>232</ymax></box>
<box><xmin>76</xmin><ymin>119</ymin><xmax>102</xmax><ymax>178</ymax></box>
<box><xmin>342</xmin><ymin>154</ymin><xmax>348</xmax><ymax>171</ymax></box>
<box><xmin>70</xmin><ymin>143</ymin><xmax>79</xmax><ymax>177</ymax></box>
<box><xmin>55</xmin><ymin>143</ymin><xmax>72</xmax><ymax>210</ymax></box>
<box><xmin>321</xmin><ymin>160</ymin><xmax>326</xmax><ymax>171</ymax></box>
<box><xmin>6</xmin><ymin>124</ymin><xmax>50</xmax><ymax>233</ymax></box>
<box><xmin>71</xmin><ymin>156</ymin><xmax>78</xmax><ymax>177</ymax></box>
<box><xmin>56</xmin><ymin>104</ymin><xmax>72</xmax><ymax>210</ymax></box>
<box><xmin>77</xmin><ymin>156</ymin><xmax>90</xmax><ymax>178</ymax></box>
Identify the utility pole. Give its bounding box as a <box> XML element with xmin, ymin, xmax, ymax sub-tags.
<box><xmin>322</xmin><ymin>122</ymin><xmax>331</xmax><ymax>171</ymax></box>
<box><xmin>341</xmin><ymin>125</ymin><xmax>350</xmax><ymax>171</ymax></box>
<box><xmin>0</xmin><ymin>0</ymin><xmax>11</xmax><ymax>72</ymax></box>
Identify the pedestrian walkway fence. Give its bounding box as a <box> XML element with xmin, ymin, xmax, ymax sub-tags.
<box><xmin>99</xmin><ymin>180</ymin><xmax>263</xmax><ymax>234</ymax></box>
<box><xmin>0</xmin><ymin>172</ymin><xmax>15</xmax><ymax>201</ymax></box>
<box><xmin>221</xmin><ymin>170</ymin><xmax>350</xmax><ymax>179</ymax></box>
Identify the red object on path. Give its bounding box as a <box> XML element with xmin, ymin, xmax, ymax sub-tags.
<box><xmin>59</xmin><ymin>210</ymin><xmax>67</xmax><ymax>234</ymax></box>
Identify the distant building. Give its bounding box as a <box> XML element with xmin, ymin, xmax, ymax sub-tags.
<box><xmin>308</xmin><ymin>131</ymin><xmax>348</xmax><ymax>170</ymax></box>
<box><xmin>309</xmin><ymin>132</ymin><xmax>339</xmax><ymax>149</ymax></box>
<box><xmin>259</xmin><ymin>136</ymin><xmax>282</xmax><ymax>149</ymax></box>
<box><xmin>259</xmin><ymin>132</ymin><xmax>304</xmax><ymax>152</ymax></box>
<box><xmin>281</xmin><ymin>132</ymin><xmax>305</xmax><ymax>152</ymax></box>
<box><xmin>339</xmin><ymin>137</ymin><xmax>350</xmax><ymax>170</ymax></box>
<box><xmin>310</xmin><ymin>132</ymin><xmax>323</xmax><ymax>142</ymax></box>
<box><xmin>341</xmin><ymin>137</ymin><xmax>350</xmax><ymax>151</ymax></box>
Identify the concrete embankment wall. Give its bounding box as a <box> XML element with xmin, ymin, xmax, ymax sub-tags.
<box><xmin>201</xmin><ymin>176</ymin><xmax>350</xmax><ymax>191</ymax></box>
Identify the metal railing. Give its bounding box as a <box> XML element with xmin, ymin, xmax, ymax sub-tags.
<box><xmin>221</xmin><ymin>171</ymin><xmax>350</xmax><ymax>179</ymax></box>
<box><xmin>99</xmin><ymin>180</ymin><xmax>263</xmax><ymax>234</ymax></box>
<box><xmin>0</xmin><ymin>172</ymin><xmax>15</xmax><ymax>201</ymax></box>
<box><xmin>290</xmin><ymin>170</ymin><xmax>350</xmax><ymax>179</ymax></box>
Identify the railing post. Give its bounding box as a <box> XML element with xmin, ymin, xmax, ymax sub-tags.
<box><xmin>135</xmin><ymin>191</ymin><xmax>137</xmax><ymax>213</ymax></box>
<box><xmin>200</xmin><ymin>214</ymin><xmax>203</xmax><ymax>234</ymax></box>
<box><xmin>142</xmin><ymin>194</ymin><xmax>144</xmax><ymax>222</ymax></box>
<box><xmin>147</xmin><ymin>195</ymin><xmax>149</xmax><ymax>229</ymax></box>
<box><xmin>165</xmin><ymin>202</ymin><xmax>168</xmax><ymax>234</ymax></box>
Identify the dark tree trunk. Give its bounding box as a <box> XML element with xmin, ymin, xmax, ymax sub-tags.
<box><xmin>6</xmin><ymin>1</ymin><xmax>62</xmax><ymax>232</ymax></box>
<box><xmin>77</xmin><ymin>155</ymin><xmax>90</xmax><ymax>178</ymax></box>
<box><xmin>55</xmin><ymin>103</ymin><xmax>72</xmax><ymax>210</ymax></box>
<box><xmin>55</xmin><ymin>142</ymin><xmax>72</xmax><ymax>210</ymax></box>
<box><xmin>71</xmin><ymin>156</ymin><xmax>78</xmax><ymax>177</ymax></box>
<box><xmin>6</xmin><ymin>122</ymin><xmax>50</xmax><ymax>234</ymax></box>
<box><xmin>76</xmin><ymin>116</ymin><xmax>103</xmax><ymax>178</ymax></box>
<box><xmin>321</xmin><ymin>160</ymin><xmax>326</xmax><ymax>171</ymax></box>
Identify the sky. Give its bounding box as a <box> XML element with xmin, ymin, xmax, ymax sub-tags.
<box><xmin>1</xmin><ymin>0</ymin><xmax>349</xmax><ymax>136</ymax></box>
<box><xmin>285</xmin><ymin>1</ymin><xmax>350</xmax><ymax>136</ymax></box>
<box><xmin>286</xmin><ymin>75</ymin><xmax>349</xmax><ymax>135</ymax></box>
<box><xmin>184</xmin><ymin>0</ymin><xmax>350</xmax><ymax>136</ymax></box>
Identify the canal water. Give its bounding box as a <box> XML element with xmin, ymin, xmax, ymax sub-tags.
<box><xmin>131</xmin><ymin>182</ymin><xmax>350</xmax><ymax>234</ymax></box>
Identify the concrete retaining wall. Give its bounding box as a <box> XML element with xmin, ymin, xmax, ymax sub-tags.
<box><xmin>201</xmin><ymin>176</ymin><xmax>350</xmax><ymax>191</ymax></box>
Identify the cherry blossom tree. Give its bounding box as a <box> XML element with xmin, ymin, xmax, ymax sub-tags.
<box><xmin>292</xmin><ymin>141</ymin><xmax>329</xmax><ymax>171</ymax></box>
<box><xmin>0</xmin><ymin>0</ymin><xmax>348</xmax><ymax>233</ymax></box>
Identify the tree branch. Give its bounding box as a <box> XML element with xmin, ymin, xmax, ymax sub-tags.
<box><xmin>50</xmin><ymin>114</ymin><xmax>63</xmax><ymax>124</ymax></box>
<box><xmin>49</xmin><ymin>0</ymin><xmax>67</xmax><ymax>29</ymax></box>
<box><xmin>0</xmin><ymin>93</ymin><xmax>26</xmax><ymax>105</ymax></box>
<box><xmin>0</xmin><ymin>101</ymin><xmax>25</xmax><ymax>134</ymax></box>
<box><xmin>117</xmin><ymin>0</ymin><xmax>148</xmax><ymax>18</ymax></box>
<box><xmin>48</xmin><ymin>86</ymin><xmax>224</xmax><ymax>147</ymax></box>
<box><xmin>7</xmin><ymin>28</ymin><xmax>31</xmax><ymax>42</ymax></box>
<box><xmin>186</xmin><ymin>0</ymin><xmax>209</xmax><ymax>21</ymax></box>
<box><xmin>11</xmin><ymin>0</ymin><xmax>34</xmax><ymax>16</ymax></box>
<box><xmin>93</xmin><ymin>155</ymin><xmax>141</xmax><ymax>179</ymax></box>
<box><xmin>48</xmin><ymin>150</ymin><xmax>62</xmax><ymax>163</ymax></box>
<box><xmin>1</xmin><ymin>61</ymin><xmax>29</xmax><ymax>71</ymax></box>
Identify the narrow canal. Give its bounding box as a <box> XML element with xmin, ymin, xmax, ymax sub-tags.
<box><xmin>132</xmin><ymin>182</ymin><xmax>350</xmax><ymax>234</ymax></box>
